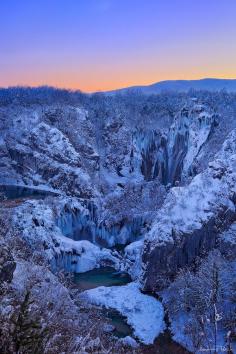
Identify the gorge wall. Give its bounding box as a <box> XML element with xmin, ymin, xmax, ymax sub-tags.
<box><xmin>1</xmin><ymin>91</ymin><xmax>235</xmax><ymax>289</ymax></box>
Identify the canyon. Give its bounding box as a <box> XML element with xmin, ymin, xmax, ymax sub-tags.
<box><xmin>0</xmin><ymin>88</ymin><xmax>236</xmax><ymax>353</ymax></box>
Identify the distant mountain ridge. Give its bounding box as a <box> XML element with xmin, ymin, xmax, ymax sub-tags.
<box><xmin>105</xmin><ymin>78</ymin><xmax>236</xmax><ymax>95</ymax></box>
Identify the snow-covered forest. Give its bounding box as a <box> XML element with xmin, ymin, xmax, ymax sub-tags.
<box><xmin>0</xmin><ymin>87</ymin><xmax>236</xmax><ymax>353</ymax></box>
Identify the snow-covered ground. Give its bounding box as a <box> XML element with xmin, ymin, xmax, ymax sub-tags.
<box><xmin>80</xmin><ymin>282</ymin><xmax>165</xmax><ymax>344</ymax></box>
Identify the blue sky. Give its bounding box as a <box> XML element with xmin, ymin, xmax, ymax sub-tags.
<box><xmin>1</xmin><ymin>0</ymin><xmax>236</xmax><ymax>91</ymax></box>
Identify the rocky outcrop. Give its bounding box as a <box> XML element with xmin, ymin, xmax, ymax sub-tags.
<box><xmin>142</xmin><ymin>204</ymin><xmax>236</xmax><ymax>291</ymax></box>
<box><xmin>142</xmin><ymin>132</ymin><xmax>236</xmax><ymax>290</ymax></box>
<box><xmin>5</xmin><ymin>122</ymin><xmax>94</xmax><ymax>198</ymax></box>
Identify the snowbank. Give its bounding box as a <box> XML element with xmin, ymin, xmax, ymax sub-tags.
<box><xmin>80</xmin><ymin>282</ymin><xmax>165</xmax><ymax>344</ymax></box>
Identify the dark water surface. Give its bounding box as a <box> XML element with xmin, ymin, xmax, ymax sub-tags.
<box><xmin>0</xmin><ymin>184</ymin><xmax>56</xmax><ymax>200</ymax></box>
<box><xmin>74</xmin><ymin>266</ymin><xmax>190</xmax><ymax>351</ymax></box>
<box><xmin>74</xmin><ymin>267</ymin><xmax>133</xmax><ymax>337</ymax></box>
<box><xmin>73</xmin><ymin>266</ymin><xmax>131</xmax><ymax>291</ymax></box>
<box><xmin>104</xmin><ymin>309</ymin><xmax>133</xmax><ymax>338</ymax></box>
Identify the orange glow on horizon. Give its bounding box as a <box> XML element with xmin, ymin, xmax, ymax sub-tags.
<box><xmin>1</xmin><ymin>0</ymin><xmax>236</xmax><ymax>93</ymax></box>
<box><xmin>2</xmin><ymin>68</ymin><xmax>236</xmax><ymax>93</ymax></box>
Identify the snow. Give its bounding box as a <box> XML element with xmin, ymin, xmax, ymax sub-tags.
<box><xmin>221</xmin><ymin>222</ymin><xmax>236</xmax><ymax>245</ymax></box>
<box><xmin>54</xmin><ymin>237</ymin><xmax>120</xmax><ymax>273</ymax></box>
<box><xmin>14</xmin><ymin>199</ymin><xmax>121</xmax><ymax>273</ymax></box>
<box><xmin>4</xmin><ymin>117</ymin><xmax>94</xmax><ymax>197</ymax></box>
<box><xmin>167</xmin><ymin>103</ymin><xmax>215</xmax><ymax>180</ymax></box>
<box><xmin>123</xmin><ymin>239</ymin><xmax>144</xmax><ymax>279</ymax></box>
<box><xmin>168</xmin><ymin>311</ymin><xmax>236</xmax><ymax>354</ymax></box>
<box><xmin>147</xmin><ymin>152</ymin><xmax>236</xmax><ymax>246</ymax></box>
<box><xmin>168</xmin><ymin>312</ymin><xmax>193</xmax><ymax>352</ymax></box>
<box><xmin>183</xmin><ymin>112</ymin><xmax>214</xmax><ymax>175</ymax></box>
<box><xmin>3</xmin><ymin>92</ymin><xmax>236</xmax><ymax>353</ymax></box>
<box><xmin>80</xmin><ymin>282</ymin><xmax>165</xmax><ymax>344</ymax></box>
<box><xmin>30</xmin><ymin>122</ymin><xmax>81</xmax><ymax>164</ymax></box>
<box><xmin>14</xmin><ymin>200</ymin><xmax>58</xmax><ymax>256</ymax></box>
<box><xmin>75</xmin><ymin>107</ymin><xmax>88</xmax><ymax>120</ymax></box>
<box><xmin>125</xmin><ymin>239</ymin><xmax>144</xmax><ymax>254</ymax></box>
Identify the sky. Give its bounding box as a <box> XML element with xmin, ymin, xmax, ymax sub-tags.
<box><xmin>0</xmin><ymin>0</ymin><xmax>236</xmax><ymax>92</ymax></box>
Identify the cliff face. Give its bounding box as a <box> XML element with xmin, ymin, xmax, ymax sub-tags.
<box><xmin>130</xmin><ymin>102</ymin><xmax>217</xmax><ymax>186</ymax></box>
<box><xmin>167</xmin><ymin>103</ymin><xmax>217</xmax><ymax>183</ymax></box>
<box><xmin>1</xmin><ymin>107</ymin><xmax>95</xmax><ymax>198</ymax></box>
<box><xmin>142</xmin><ymin>130</ymin><xmax>236</xmax><ymax>291</ymax></box>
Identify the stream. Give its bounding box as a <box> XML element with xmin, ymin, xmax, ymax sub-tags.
<box><xmin>73</xmin><ymin>266</ymin><xmax>190</xmax><ymax>353</ymax></box>
<box><xmin>74</xmin><ymin>266</ymin><xmax>133</xmax><ymax>338</ymax></box>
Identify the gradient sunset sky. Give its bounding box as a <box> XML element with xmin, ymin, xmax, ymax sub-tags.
<box><xmin>1</xmin><ymin>0</ymin><xmax>236</xmax><ymax>92</ymax></box>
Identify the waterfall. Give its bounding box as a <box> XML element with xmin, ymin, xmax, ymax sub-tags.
<box><xmin>132</xmin><ymin>129</ymin><xmax>169</xmax><ymax>184</ymax></box>
<box><xmin>131</xmin><ymin>104</ymin><xmax>216</xmax><ymax>186</ymax></box>
<box><xmin>56</xmin><ymin>205</ymin><xmax>145</xmax><ymax>248</ymax></box>
<box><xmin>51</xmin><ymin>251</ymin><xmax>79</xmax><ymax>273</ymax></box>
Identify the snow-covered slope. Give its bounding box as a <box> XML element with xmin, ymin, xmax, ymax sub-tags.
<box><xmin>142</xmin><ymin>130</ymin><xmax>236</xmax><ymax>291</ymax></box>
<box><xmin>80</xmin><ymin>282</ymin><xmax>165</xmax><ymax>344</ymax></box>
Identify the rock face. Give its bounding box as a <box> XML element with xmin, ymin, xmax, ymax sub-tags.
<box><xmin>6</xmin><ymin>121</ymin><xmax>94</xmax><ymax>198</ymax></box>
<box><xmin>131</xmin><ymin>129</ymin><xmax>168</xmax><ymax>183</ymax></box>
<box><xmin>142</xmin><ymin>130</ymin><xmax>236</xmax><ymax>291</ymax></box>
<box><xmin>131</xmin><ymin>102</ymin><xmax>217</xmax><ymax>186</ymax></box>
<box><xmin>167</xmin><ymin>103</ymin><xmax>217</xmax><ymax>183</ymax></box>
<box><xmin>142</xmin><ymin>205</ymin><xmax>236</xmax><ymax>291</ymax></box>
